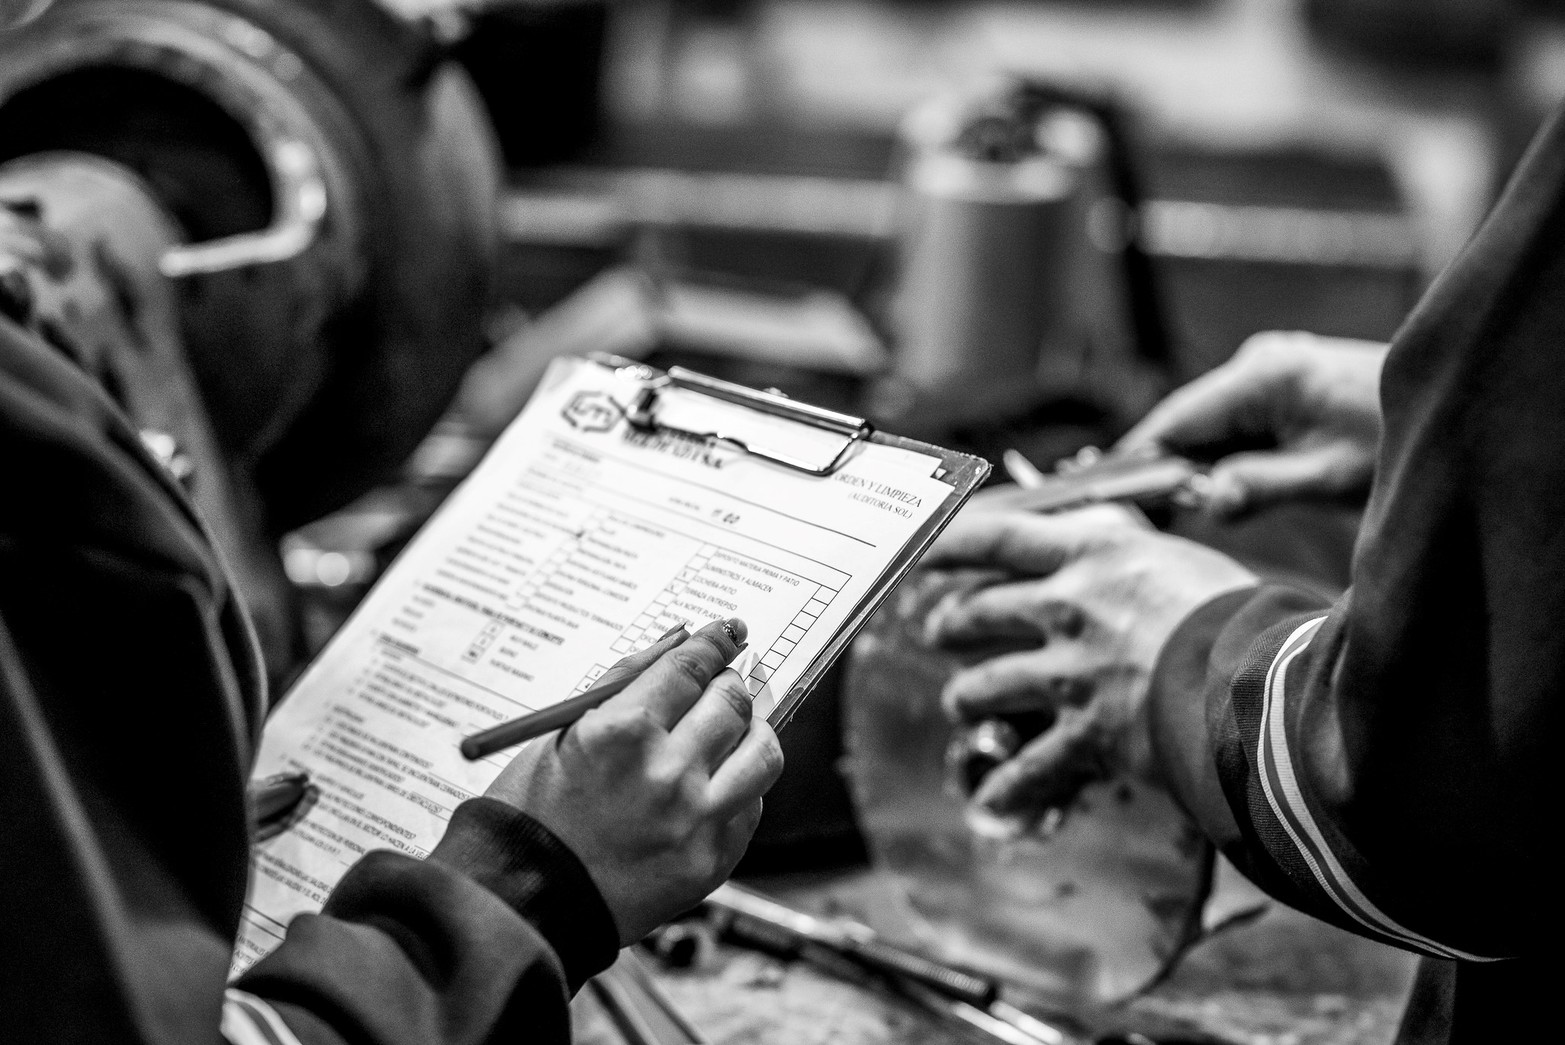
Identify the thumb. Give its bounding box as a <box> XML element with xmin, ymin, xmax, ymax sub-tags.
<box><xmin>1202</xmin><ymin>445</ymin><xmax>1357</xmax><ymax>517</ymax></box>
<box><xmin>1120</xmin><ymin>330</ymin><xmax>1326</xmax><ymax>457</ymax></box>
<box><xmin>1117</xmin><ymin>360</ymin><xmax>1275</xmax><ymax>457</ymax></box>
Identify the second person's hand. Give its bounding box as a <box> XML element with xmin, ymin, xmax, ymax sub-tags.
<box><xmin>923</xmin><ymin>506</ymin><xmax>1256</xmax><ymax>828</ymax></box>
<box><xmin>1118</xmin><ymin>331</ymin><xmax>1388</xmax><ymax>517</ymax></box>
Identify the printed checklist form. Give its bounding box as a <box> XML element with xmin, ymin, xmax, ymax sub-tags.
<box><xmin>233</xmin><ymin>356</ymin><xmax>985</xmax><ymax>972</ymax></box>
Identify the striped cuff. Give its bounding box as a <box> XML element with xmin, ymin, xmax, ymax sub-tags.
<box><xmin>1248</xmin><ymin>616</ymin><xmax>1499</xmax><ymax>962</ymax></box>
<box><xmin>222</xmin><ymin>989</ymin><xmax>304</xmax><ymax>1045</ymax></box>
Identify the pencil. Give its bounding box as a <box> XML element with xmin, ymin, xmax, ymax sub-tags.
<box><xmin>459</xmin><ymin>675</ymin><xmax>637</xmax><ymax>761</ymax></box>
<box><xmin>461</xmin><ymin>639</ymin><xmax>752</xmax><ymax>761</ymax></box>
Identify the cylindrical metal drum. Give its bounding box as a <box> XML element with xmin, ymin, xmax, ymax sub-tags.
<box><xmin>893</xmin><ymin>149</ymin><xmax>1076</xmax><ymax>417</ymax></box>
<box><xmin>879</xmin><ymin>79</ymin><xmax>1170</xmax><ymax>436</ymax></box>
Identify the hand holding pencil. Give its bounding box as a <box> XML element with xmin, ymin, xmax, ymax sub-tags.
<box><xmin>479</xmin><ymin>618</ymin><xmax>783</xmax><ymax>945</ymax></box>
<box><xmin>459</xmin><ymin>620</ymin><xmax>750</xmax><ymax>760</ymax></box>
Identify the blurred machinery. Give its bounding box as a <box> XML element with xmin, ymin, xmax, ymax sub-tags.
<box><xmin>0</xmin><ymin>0</ymin><xmax>500</xmax><ymax>530</ymax></box>
<box><xmin>0</xmin><ymin>0</ymin><xmax>502</xmax><ymax>677</ymax></box>
<box><xmin>0</xmin><ymin>2</ymin><xmax>1464</xmax><ymax>1039</ymax></box>
<box><xmin>882</xmin><ymin>78</ymin><xmax>1172</xmax><ymax>434</ymax></box>
<box><xmin>452</xmin><ymin>0</ymin><xmax>610</xmax><ymax>167</ymax></box>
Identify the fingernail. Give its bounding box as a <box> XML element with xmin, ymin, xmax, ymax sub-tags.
<box><xmin>1204</xmin><ymin>474</ymin><xmax>1246</xmax><ymax>517</ymax></box>
<box><xmin>256</xmin><ymin>770</ymin><xmax>309</xmax><ymax>789</ymax></box>
<box><xmin>722</xmin><ymin>617</ymin><xmax>748</xmax><ymax>645</ymax></box>
<box><xmin>658</xmin><ymin>623</ymin><xmax>687</xmax><ymax>641</ymax></box>
<box><xmin>1171</xmin><ymin>474</ymin><xmax>1210</xmax><ymax>511</ymax></box>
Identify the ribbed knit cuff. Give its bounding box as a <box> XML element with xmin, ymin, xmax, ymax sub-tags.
<box><xmin>1150</xmin><ymin>583</ymin><xmax>1330</xmax><ymax>851</ymax></box>
<box><xmin>430</xmin><ymin>797</ymin><xmax>619</xmax><ymax>991</ymax></box>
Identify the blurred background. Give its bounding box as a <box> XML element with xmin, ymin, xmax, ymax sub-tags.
<box><xmin>357</xmin><ymin>5</ymin><xmax>1565</xmax><ymax>1038</ymax></box>
<box><xmin>6</xmin><ymin>1</ymin><xmax>1560</xmax><ymax>1042</ymax></box>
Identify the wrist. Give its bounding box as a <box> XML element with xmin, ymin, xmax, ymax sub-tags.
<box><xmin>1148</xmin><ymin>583</ymin><xmax>1334</xmax><ymax>844</ymax></box>
<box><xmin>430</xmin><ymin>797</ymin><xmax>620</xmax><ymax>991</ymax></box>
<box><xmin>1148</xmin><ymin>586</ymin><xmax>1260</xmax><ymax>842</ymax></box>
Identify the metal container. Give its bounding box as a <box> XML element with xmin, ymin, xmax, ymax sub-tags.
<box><xmin>893</xmin><ymin>146</ymin><xmax>1077</xmax><ymax>416</ymax></box>
<box><xmin>879</xmin><ymin>79</ymin><xmax>1171</xmax><ymax>433</ymax></box>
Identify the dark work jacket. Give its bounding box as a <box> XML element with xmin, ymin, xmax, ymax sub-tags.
<box><xmin>0</xmin><ymin>314</ymin><xmax>618</xmax><ymax>1042</ymax></box>
<box><xmin>1150</xmin><ymin>106</ymin><xmax>1565</xmax><ymax>1040</ymax></box>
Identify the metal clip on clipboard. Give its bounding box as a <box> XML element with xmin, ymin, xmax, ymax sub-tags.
<box><xmin>617</xmin><ymin>361</ymin><xmax>874</xmax><ymax>476</ymax></box>
<box><xmin>592</xmin><ymin>353</ymin><xmax>989</xmax><ymax>729</ymax></box>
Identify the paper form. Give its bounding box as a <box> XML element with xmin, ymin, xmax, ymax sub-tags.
<box><xmin>232</xmin><ymin>357</ymin><xmax>955</xmax><ymax>973</ymax></box>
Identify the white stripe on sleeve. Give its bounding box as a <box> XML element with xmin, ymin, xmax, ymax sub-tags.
<box><xmin>222</xmin><ymin>989</ymin><xmax>306</xmax><ymax>1045</ymax></box>
<box><xmin>1255</xmin><ymin>616</ymin><xmax>1498</xmax><ymax>962</ymax></box>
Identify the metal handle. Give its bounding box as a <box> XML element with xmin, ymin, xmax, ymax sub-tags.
<box><xmin>845</xmin><ymin>937</ymin><xmax>998</xmax><ymax>1008</ymax></box>
<box><xmin>159</xmin><ymin>136</ymin><xmax>326</xmax><ymax>277</ymax></box>
<box><xmin>621</xmin><ymin>366</ymin><xmax>873</xmax><ymax>477</ymax></box>
<box><xmin>665</xmin><ymin>365</ymin><xmax>869</xmax><ymax>436</ymax></box>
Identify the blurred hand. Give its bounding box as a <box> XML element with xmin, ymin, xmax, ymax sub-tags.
<box><xmin>1118</xmin><ymin>331</ymin><xmax>1387</xmax><ymax>517</ymax></box>
<box><xmin>1</xmin><ymin>0</ymin><xmax>56</xmax><ymax>31</ymax></box>
<box><xmin>485</xmin><ymin>618</ymin><xmax>783</xmax><ymax>945</ymax></box>
<box><xmin>924</xmin><ymin>506</ymin><xmax>1255</xmax><ymax>827</ymax></box>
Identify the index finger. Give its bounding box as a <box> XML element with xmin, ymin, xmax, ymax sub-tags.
<box><xmin>617</xmin><ymin>617</ymin><xmax>747</xmax><ymax>728</ymax></box>
<box><xmin>922</xmin><ymin>507</ymin><xmax>1118</xmax><ymax>575</ymax></box>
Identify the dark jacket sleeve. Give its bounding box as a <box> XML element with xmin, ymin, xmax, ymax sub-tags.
<box><xmin>233</xmin><ymin>799</ymin><xmax>619</xmax><ymax>1045</ymax></box>
<box><xmin>1148</xmin><ymin>103</ymin><xmax>1565</xmax><ymax>964</ymax></box>
<box><xmin>0</xmin><ymin>314</ymin><xmax>617</xmax><ymax>1045</ymax></box>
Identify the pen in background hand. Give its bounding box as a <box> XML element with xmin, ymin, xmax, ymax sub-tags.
<box><xmin>997</xmin><ymin>446</ymin><xmax>1209</xmax><ymax>515</ymax></box>
<box><xmin>1001</xmin><ymin>448</ymin><xmax>1050</xmax><ymax>489</ymax></box>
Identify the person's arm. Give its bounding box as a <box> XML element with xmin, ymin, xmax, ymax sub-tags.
<box><xmin>231</xmin><ymin>618</ymin><xmax>778</xmax><ymax>1045</ymax></box>
<box><xmin>1144</xmin><ymin>114</ymin><xmax>1565</xmax><ymax>965</ymax></box>
<box><xmin>926</xmin><ymin>102</ymin><xmax>1565</xmax><ymax>962</ymax></box>
<box><xmin>2</xmin><ymin>309</ymin><xmax>781</xmax><ymax>1045</ymax></box>
<box><xmin>223</xmin><ymin>799</ymin><xmax>616</xmax><ymax>1045</ymax></box>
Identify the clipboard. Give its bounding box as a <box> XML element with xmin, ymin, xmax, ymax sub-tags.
<box><xmin>233</xmin><ymin>351</ymin><xmax>988</xmax><ymax>972</ymax></box>
<box><xmin>588</xmin><ymin>353</ymin><xmax>991</xmax><ymax>730</ymax></box>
